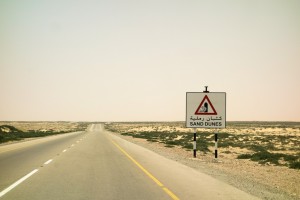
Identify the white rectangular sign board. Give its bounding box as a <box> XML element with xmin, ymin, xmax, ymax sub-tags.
<box><xmin>186</xmin><ymin>92</ymin><xmax>226</xmax><ymax>128</ymax></box>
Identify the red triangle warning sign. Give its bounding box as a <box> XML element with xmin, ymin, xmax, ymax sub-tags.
<box><xmin>194</xmin><ymin>95</ymin><xmax>217</xmax><ymax>115</ymax></box>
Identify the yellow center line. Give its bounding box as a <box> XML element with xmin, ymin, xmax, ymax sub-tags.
<box><xmin>111</xmin><ymin>140</ymin><xmax>180</xmax><ymax>200</ymax></box>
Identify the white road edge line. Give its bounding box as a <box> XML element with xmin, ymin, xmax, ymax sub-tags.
<box><xmin>0</xmin><ymin>169</ymin><xmax>39</xmax><ymax>198</ymax></box>
<box><xmin>44</xmin><ymin>159</ymin><xmax>53</xmax><ymax>165</ymax></box>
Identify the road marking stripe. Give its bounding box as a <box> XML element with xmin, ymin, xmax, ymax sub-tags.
<box><xmin>111</xmin><ymin>140</ymin><xmax>180</xmax><ymax>200</ymax></box>
<box><xmin>0</xmin><ymin>169</ymin><xmax>39</xmax><ymax>198</ymax></box>
<box><xmin>44</xmin><ymin>159</ymin><xmax>53</xmax><ymax>165</ymax></box>
<box><xmin>163</xmin><ymin>187</ymin><xmax>180</xmax><ymax>200</ymax></box>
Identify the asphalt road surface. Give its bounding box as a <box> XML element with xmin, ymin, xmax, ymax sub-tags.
<box><xmin>0</xmin><ymin>124</ymin><xmax>259</xmax><ymax>200</ymax></box>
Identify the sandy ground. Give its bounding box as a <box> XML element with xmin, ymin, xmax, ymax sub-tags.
<box><xmin>0</xmin><ymin>121</ymin><xmax>86</xmax><ymax>133</ymax></box>
<box><xmin>107</xmin><ymin>125</ymin><xmax>300</xmax><ymax>200</ymax></box>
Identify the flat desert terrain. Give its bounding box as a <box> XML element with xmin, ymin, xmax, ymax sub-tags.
<box><xmin>1</xmin><ymin>121</ymin><xmax>299</xmax><ymax>199</ymax></box>
<box><xmin>0</xmin><ymin>121</ymin><xmax>88</xmax><ymax>133</ymax></box>
<box><xmin>0</xmin><ymin>121</ymin><xmax>89</xmax><ymax>144</ymax></box>
<box><xmin>105</xmin><ymin>121</ymin><xmax>300</xmax><ymax>200</ymax></box>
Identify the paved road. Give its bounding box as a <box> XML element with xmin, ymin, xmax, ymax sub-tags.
<box><xmin>0</xmin><ymin>124</ymin><xmax>259</xmax><ymax>200</ymax></box>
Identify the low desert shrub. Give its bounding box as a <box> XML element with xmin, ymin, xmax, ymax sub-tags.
<box><xmin>290</xmin><ymin>161</ymin><xmax>300</xmax><ymax>169</ymax></box>
<box><xmin>237</xmin><ymin>150</ymin><xmax>299</xmax><ymax>169</ymax></box>
<box><xmin>237</xmin><ymin>154</ymin><xmax>252</xmax><ymax>159</ymax></box>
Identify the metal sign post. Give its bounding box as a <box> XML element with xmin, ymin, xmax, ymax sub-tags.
<box><xmin>193</xmin><ymin>128</ymin><xmax>197</xmax><ymax>158</ymax></box>
<box><xmin>186</xmin><ymin>86</ymin><xmax>226</xmax><ymax>158</ymax></box>
<box><xmin>214</xmin><ymin>133</ymin><xmax>218</xmax><ymax>159</ymax></box>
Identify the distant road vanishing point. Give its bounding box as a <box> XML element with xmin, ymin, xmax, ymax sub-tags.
<box><xmin>0</xmin><ymin>124</ymin><xmax>259</xmax><ymax>200</ymax></box>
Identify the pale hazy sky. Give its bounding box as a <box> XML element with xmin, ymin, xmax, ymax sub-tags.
<box><xmin>1</xmin><ymin>0</ymin><xmax>299</xmax><ymax>121</ymax></box>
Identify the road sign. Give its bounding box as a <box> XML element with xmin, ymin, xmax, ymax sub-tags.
<box><xmin>186</xmin><ymin>92</ymin><xmax>226</xmax><ymax>128</ymax></box>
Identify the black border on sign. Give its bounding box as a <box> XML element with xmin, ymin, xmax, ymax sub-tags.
<box><xmin>186</xmin><ymin>92</ymin><xmax>226</xmax><ymax>128</ymax></box>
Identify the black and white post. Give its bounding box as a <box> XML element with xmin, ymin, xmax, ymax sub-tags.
<box><xmin>214</xmin><ymin>133</ymin><xmax>218</xmax><ymax>159</ymax></box>
<box><xmin>193</xmin><ymin>128</ymin><xmax>197</xmax><ymax>158</ymax></box>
